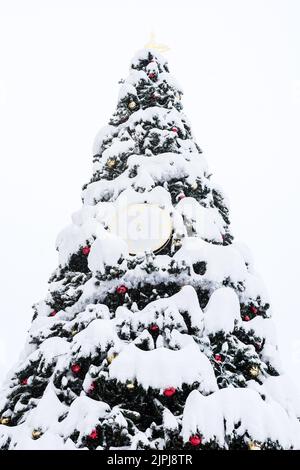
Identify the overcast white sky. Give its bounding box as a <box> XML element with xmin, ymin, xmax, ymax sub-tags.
<box><xmin>0</xmin><ymin>0</ymin><xmax>299</xmax><ymax>386</ymax></box>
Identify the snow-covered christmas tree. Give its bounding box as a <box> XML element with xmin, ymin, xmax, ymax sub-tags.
<box><xmin>1</xmin><ymin>48</ymin><xmax>300</xmax><ymax>450</ymax></box>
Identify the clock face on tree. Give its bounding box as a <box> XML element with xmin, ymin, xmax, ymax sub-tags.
<box><xmin>109</xmin><ymin>203</ymin><xmax>172</xmax><ymax>255</ymax></box>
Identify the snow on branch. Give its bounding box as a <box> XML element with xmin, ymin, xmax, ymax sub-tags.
<box><xmin>109</xmin><ymin>342</ymin><xmax>217</xmax><ymax>393</ymax></box>
<box><xmin>182</xmin><ymin>388</ymin><xmax>300</xmax><ymax>449</ymax></box>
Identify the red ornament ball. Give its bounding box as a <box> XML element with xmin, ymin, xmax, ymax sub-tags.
<box><xmin>49</xmin><ymin>310</ymin><xmax>57</xmax><ymax>317</ymax></box>
<box><xmin>244</xmin><ymin>315</ymin><xmax>251</xmax><ymax>322</ymax></box>
<box><xmin>149</xmin><ymin>324</ymin><xmax>159</xmax><ymax>332</ymax></box>
<box><xmin>171</xmin><ymin>126</ymin><xmax>178</xmax><ymax>133</ymax></box>
<box><xmin>88</xmin><ymin>382</ymin><xmax>96</xmax><ymax>393</ymax></box>
<box><xmin>148</xmin><ymin>72</ymin><xmax>156</xmax><ymax>79</ymax></box>
<box><xmin>21</xmin><ymin>378</ymin><xmax>28</xmax><ymax>385</ymax></box>
<box><xmin>189</xmin><ymin>434</ymin><xmax>202</xmax><ymax>446</ymax></box>
<box><xmin>116</xmin><ymin>285</ymin><xmax>128</xmax><ymax>295</ymax></box>
<box><xmin>88</xmin><ymin>429</ymin><xmax>99</xmax><ymax>440</ymax></box>
<box><xmin>82</xmin><ymin>246</ymin><xmax>91</xmax><ymax>256</ymax></box>
<box><xmin>214</xmin><ymin>354</ymin><xmax>222</xmax><ymax>362</ymax></box>
<box><xmin>71</xmin><ymin>364</ymin><xmax>81</xmax><ymax>374</ymax></box>
<box><xmin>163</xmin><ymin>387</ymin><xmax>176</xmax><ymax>397</ymax></box>
<box><xmin>250</xmin><ymin>306</ymin><xmax>258</xmax><ymax>315</ymax></box>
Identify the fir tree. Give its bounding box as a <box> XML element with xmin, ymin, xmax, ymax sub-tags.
<box><xmin>0</xmin><ymin>49</ymin><xmax>300</xmax><ymax>450</ymax></box>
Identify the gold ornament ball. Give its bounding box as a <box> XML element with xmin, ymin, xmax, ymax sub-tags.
<box><xmin>106</xmin><ymin>158</ymin><xmax>117</xmax><ymax>169</ymax></box>
<box><xmin>32</xmin><ymin>429</ymin><xmax>42</xmax><ymax>440</ymax></box>
<box><xmin>248</xmin><ymin>441</ymin><xmax>261</xmax><ymax>450</ymax></box>
<box><xmin>126</xmin><ymin>382</ymin><xmax>135</xmax><ymax>390</ymax></box>
<box><xmin>0</xmin><ymin>417</ymin><xmax>10</xmax><ymax>425</ymax></box>
<box><xmin>191</xmin><ymin>181</ymin><xmax>198</xmax><ymax>190</ymax></box>
<box><xmin>107</xmin><ymin>353</ymin><xmax>118</xmax><ymax>364</ymax></box>
<box><xmin>128</xmin><ymin>100</ymin><xmax>137</xmax><ymax>110</ymax></box>
<box><xmin>249</xmin><ymin>365</ymin><xmax>260</xmax><ymax>377</ymax></box>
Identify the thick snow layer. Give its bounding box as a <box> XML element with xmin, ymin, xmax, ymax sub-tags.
<box><xmin>82</xmin><ymin>147</ymin><xmax>208</xmax><ymax>206</ymax></box>
<box><xmin>66</xmin><ymin>303</ymin><xmax>110</xmax><ymax>329</ymax></box>
<box><xmin>131</xmin><ymin>431</ymin><xmax>151</xmax><ymax>450</ymax></box>
<box><xmin>26</xmin><ymin>383</ymin><xmax>67</xmax><ymax>432</ymax></box>
<box><xmin>204</xmin><ymin>287</ymin><xmax>240</xmax><ymax>335</ymax></box>
<box><xmin>15</xmin><ymin>337</ymin><xmax>70</xmax><ymax>377</ymax></box>
<box><xmin>72</xmin><ymin>205</ymin><xmax>98</xmax><ymax>227</ymax></box>
<box><xmin>141</xmin><ymin>286</ymin><xmax>203</xmax><ymax>330</ymax></box>
<box><xmin>262</xmin><ymin>375</ymin><xmax>300</xmax><ymax>417</ymax></box>
<box><xmin>3</xmin><ymin>425</ymin><xmax>76</xmax><ymax>450</ymax></box>
<box><xmin>241</xmin><ymin>272</ymin><xmax>270</xmax><ymax>305</ymax></box>
<box><xmin>167</xmin><ymin>330</ymin><xmax>196</xmax><ymax>350</ymax></box>
<box><xmin>116</xmin><ymin>285</ymin><xmax>203</xmax><ymax>333</ymax></box>
<box><xmin>88</xmin><ymin>233</ymin><xmax>128</xmax><ymax>274</ymax></box>
<box><xmin>163</xmin><ymin>409</ymin><xmax>178</xmax><ymax>431</ymax></box>
<box><xmin>71</xmin><ymin>319</ymin><xmax>121</xmax><ymax>358</ymax></box>
<box><xmin>174</xmin><ymin>237</ymin><xmax>247</xmax><ymax>284</ymax></box>
<box><xmin>233</xmin><ymin>241</ymin><xmax>255</xmax><ymax>273</ymax></box>
<box><xmin>118</xmin><ymin>82</ymin><xmax>137</xmax><ymax>101</ymax></box>
<box><xmin>59</xmin><ymin>396</ymin><xmax>110</xmax><ymax>439</ymax></box>
<box><xmin>242</xmin><ymin>316</ymin><xmax>277</xmax><ymax>345</ymax></box>
<box><xmin>241</xmin><ymin>315</ymin><xmax>281</xmax><ymax>371</ymax></box>
<box><xmin>177</xmin><ymin>197</ymin><xmax>224</xmax><ymax>242</ymax></box>
<box><xmin>28</xmin><ymin>316</ymin><xmax>64</xmax><ymax>345</ymax></box>
<box><xmin>82</xmin><ymin>176</ymin><xmax>127</xmax><ymax>206</ymax></box>
<box><xmin>92</xmin><ymin>124</ymin><xmax>116</xmax><ymax>156</ymax></box>
<box><xmin>109</xmin><ymin>342</ymin><xmax>217</xmax><ymax>393</ymax></box>
<box><xmin>15</xmin><ymin>432</ymin><xmax>77</xmax><ymax>450</ymax></box>
<box><xmin>182</xmin><ymin>388</ymin><xmax>300</xmax><ymax>449</ymax></box>
<box><xmin>118</xmin><ymin>70</ymin><xmax>145</xmax><ymax>100</ymax></box>
<box><xmin>15</xmin><ymin>432</ymin><xmax>76</xmax><ymax>450</ymax></box>
<box><xmin>247</xmin><ymin>374</ymin><xmax>300</xmax><ymax>418</ymax></box>
<box><xmin>127</xmin><ymin>152</ymin><xmax>207</xmax><ymax>191</ymax></box>
<box><xmin>56</xmin><ymin>220</ymin><xmax>106</xmax><ymax>266</ymax></box>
